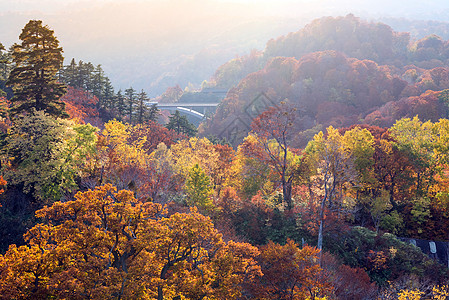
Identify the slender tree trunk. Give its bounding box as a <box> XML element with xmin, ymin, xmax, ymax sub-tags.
<box><xmin>317</xmin><ymin>194</ymin><xmax>326</xmax><ymax>267</ymax></box>
<box><xmin>447</xmin><ymin>234</ymin><xmax>449</xmax><ymax>268</ymax></box>
<box><xmin>282</xmin><ymin>173</ymin><xmax>292</xmax><ymax>210</ymax></box>
<box><xmin>158</xmin><ymin>264</ymin><xmax>170</xmax><ymax>300</ymax></box>
<box><xmin>157</xmin><ymin>286</ymin><xmax>164</xmax><ymax>300</ymax></box>
<box><xmin>318</xmin><ymin>176</ymin><xmax>335</xmax><ymax>266</ymax></box>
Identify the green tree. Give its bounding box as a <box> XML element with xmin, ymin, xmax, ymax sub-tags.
<box><xmin>136</xmin><ymin>89</ymin><xmax>149</xmax><ymax>124</ymax></box>
<box><xmin>147</xmin><ymin>103</ymin><xmax>160</xmax><ymax>122</ymax></box>
<box><xmin>91</xmin><ymin>64</ymin><xmax>105</xmax><ymax>100</ymax></box>
<box><xmin>6</xmin><ymin>20</ymin><xmax>67</xmax><ymax>118</ymax></box>
<box><xmin>116</xmin><ymin>89</ymin><xmax>126</xmax><ymax>119</ymax></box>
<box><xmin>1</xmin><ymin>109</ymin><xmax>97</xmax><ymax>202</ymax></box>
<box><xmin>102</xmin><ymin>77</ymin><xmax>115</xmax><ymax>110</ymax></box>
<box><xmin>390</xmin><ymin>116</ymin><xmax>439</xmax><ymax>196</ymax></box>
<box><xmin>0</xmin><ymin>42</ymin><xmax>9</xmax><ymax>97</ymax></box>
<box><xmin>77</xmin><ymin>60</ymin><xmax>94</xmax><ymax>91</ymax></box>
<box><xmin>165</xmin><ymin>110</ymin><xmax>197</xmax><ymax>137</ymax></box>
<box><xmin>59</xmin><ymin>58</ymin><xmax>75</xmax><ymax>87</ymax></box>
<box><xmin>439</xmin><ymin>89</ymin><xmax>449</xmax><ymax>117</ymax></box>
<box><xmin>125</xmin><ymin>87</ymin><xmax>136</xmax><ymax>123</ymax></box>
<box><xmin>185</xmin><ymin>163</ymin><xmax>214</xmax><ymax>210</ymax></box>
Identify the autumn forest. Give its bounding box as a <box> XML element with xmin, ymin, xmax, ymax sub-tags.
<box><xmin>1</xmin><ymin>13</ymin><xmax>449</xmax><ymax>300</ymax></box>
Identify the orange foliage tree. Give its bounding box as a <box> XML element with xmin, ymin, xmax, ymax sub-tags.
<box><xmin>83</xmin><ymin>120</ymin><xmax>184</xmax><ymax>202</ymax></box>
<box><xmin>0</xmin><ymin>184</ymin><xmax>261</xmax><ymax>299</ymax></box>
<box><xmin>245</xmin><ymin>239</ymin><xmax>333</xmax><ymax>299</ymax></box>
<box><xmin>61</xmin><ymin>86</ymin><xmax>100</xmax><ymax>125</ymax></box>
<box><xmin>250</xmin><ymin>103</ymin><xmax>301</xmax><ymax>210</ymax></box>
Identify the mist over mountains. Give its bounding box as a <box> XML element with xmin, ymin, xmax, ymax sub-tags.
<box><xmin>2</xmin><ymin>0</ymin><xmax>449</xmax><ymax>96</ymax></box>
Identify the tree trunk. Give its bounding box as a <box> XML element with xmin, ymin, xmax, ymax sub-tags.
<box><xmin>317</xmin><ymin>195</ymin><xmax>326</xmax><ymax>267</ymax></box>
<box><xmin>157</xmin><ymin>286</ymin><xmax>164</xmax><ymax>300</ymax></box>
<box><xmin>282</xmin><ymin>174</ymin><xmax>292</xmax><ymax>210</ymax></box>
<box><xmin>158</xmin><ymin>264</ymin><xmax>170</xmax><ymax>300</ymax></box>
<box><xmin>318</xmin><ymin>180</ymin><xmax>332</xmax><ymax>267</ymax></box>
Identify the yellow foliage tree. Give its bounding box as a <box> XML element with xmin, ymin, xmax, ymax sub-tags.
<box><xmin>171</xmin><ymin>137</ymin><xmax>219</xmax><ymax>180</ymax></box>
<box><xmin>305</xmin><ymin>126</ymin><xmax>357</xmax><ymax>262</ymax></box>
<box><xmin>0</xmin><ymin>184</ymin><xmax>261</xmax><ymax>299</ymax></box>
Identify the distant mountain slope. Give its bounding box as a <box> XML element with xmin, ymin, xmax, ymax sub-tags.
<box><xmin>210</xmin><ymin>14</ymin><xmax>444</xmax><ymax>91</ymax></box>
<box><xmin>201</xmin><ymin>15</ymin><xmax>449</xmax><ymax>146</ymax></box>
<box><xmin>379</xmin><ymin>18</ymin><xmax>449</xmax><ymax>40</ymax></box>
<box><xmin>0</xmin><ymin>1</ymin><xmax>309</xmax><ymax>96</ymax></box>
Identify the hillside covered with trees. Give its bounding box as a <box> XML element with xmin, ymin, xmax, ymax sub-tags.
<box><xmin>201</xmin><ymin>14</ymin><xmax>449</xmax><ymax>147</ymax></box>
<box><xmin>0</xmin><ymin>15</ymin><xmax>449</xmax><ymax>299</ymax></box>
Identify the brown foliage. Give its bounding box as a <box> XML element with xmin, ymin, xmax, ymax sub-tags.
<box><xmin>0</xmin><ymin>185</ymin><xmax>262</xmax><ymax>299</ymax></box>
<box><xmin>61</xmin><ymin>86</ymin><xmax>100</xmax><ymax>125</ymax></box>
<box><xmin>245</xmin><ymin>240</ymin><xmax>333</xmax><ymax>300</ymax></box>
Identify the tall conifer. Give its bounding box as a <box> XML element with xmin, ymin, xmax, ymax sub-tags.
<box><xmin>7</xmin><ymin>20</ymin><xmax>67</xmax><ymax>118</ymax></box>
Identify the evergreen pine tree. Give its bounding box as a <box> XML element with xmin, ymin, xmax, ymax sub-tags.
<box><xmin>0</xmin><ymin>43</ymin><xmax>7</xmax><ymax>81</ymax></box>
<box><xmin>7</xmin><ymin>20</ymin><xmax>67</xmax><ymax>118</ymax></box>
<box><xmin>136</xmin><ymin>89</ymin><xmax>149</xmax><ymax>124</ymax></box>
<box><xmin>116</xmin><ymin>89</ymin><xmax>126</xmax><ymax>120</ymax></box>
<box><xmin>102</xmin><ymin>78</ymin><xmax>115</xmax><ymax>110</ymax></box>
<box><xmin>125</xmin><ymin>87</ymin><xmax>136</xmax><ymax>123</ymax></box>
<box><xmin>0</xmin><ymin>43</ymin><xmax>9</xmax><ymax>97</ymax></box>
<box><xmin>81</xmin><ymin>61</ymin><xmax>94</xmax><ymax>91</ymax></box>
<box><xmin>91</xmin><ymin>64</ymin><xmax>105</xmax><ymax>102</ymax></box>
<box><xmin>165</xmin><ymin>110</ymin><xmax>197</xmax><ymax>137</ymax></box>
<box><xmin>147</xmin><ymin>103</ymin><xmax>160</xmax><ymax>122</ymax></box>
<box><xmin>61</xmin><ymin>58</ymin><xmax>77</xmax><ymax>87</ymax></box>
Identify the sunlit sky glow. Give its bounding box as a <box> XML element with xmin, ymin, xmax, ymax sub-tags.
<box><xmin>2</xmin><ymin>0</ymin><xmax>449</xmax><ymax>16</ymax></box>
<box><xmin>2</xmin><ymin>0</ymin><xmax>449</xmax><ymax>93</ymax></box>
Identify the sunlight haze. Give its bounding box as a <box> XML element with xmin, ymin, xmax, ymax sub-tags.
<box><xmin>1</xmin><ymin>0</ymin><xmax>449</xmax><ymax>94</ymax></box>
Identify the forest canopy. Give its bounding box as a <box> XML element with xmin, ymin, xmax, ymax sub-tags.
<box><xmin>1</xmin><ymin>15</ymin><xmax>449</xmax><ymax>299</ymax></box>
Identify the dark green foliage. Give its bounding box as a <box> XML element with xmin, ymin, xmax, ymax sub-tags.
<box><xmin>438</xmin><ymin>89</ymin><xmax>449</xmax><ymax>117</ymax></box>
<box><xmin>232</xmin><ymin>205</ymin><xmax>302</xmax><ymax>246</ymax></box>
<box><xmin>0</xmin><ymin>43</ymin><xmax>9</xmax><ymax>98</ymax></box>
<box><xmin>91</xmin><ymin>64</ymin><xmax>105</xmax><ymax>101</ymax></box>
<box><xmin>0</xmin><ymin>43</ymin><xmax>4</xmax><ymax>58</ymax></box>
<box><xmin>326</xmin><ymin>226</ymin><xmax>449</xmax><ymax>286</ymax></box>
<box><xmin>102</xmin><ymin>78</ymin><xmax>115</xmax><ymax>110</ymax></box>
<box><xmin>136</xmin><ymin>89</ymin><xmax>149</xmax><ymax>124</ymax></box>
<box><xmin>125</xmin><ymin>87</ymin><xmax>136</xmax><ymax>123</ymax></box>
<box><xmin>115</xmin><ymin>89</ymin><xmax>126</xmax><ymax>119</ymax></box>
<box><xmin>147</xmin><ymin>103</ymin><xmax>160</xmax><ymax>122</ymax></box>
<box><xmin>165</xmin><ymin>110</ymin><xmax>197</xmax><ymax>137</ymax></box>
<box><xmin>264</xmin><ymin>209</ymin><xmax>300</xmax><ymax>245</ymax></box>
<box><xmin>59</xmin><ymin>58</ymin><xmax>118</xmax><ymax>116</ymax></box>
<box><xmin>0</xmin><ymin>187</ymin><xmax>37</xmax><ymax>254</ymax></box>
<box><xmin>60</xmin><ymin>58</ymin><xmax>77</xmax><ymax>86</ymax></box>
<box><xmin>7</xmin><ymin>20</ymin><xmax>67</xmax><ymax>119</ymax></box>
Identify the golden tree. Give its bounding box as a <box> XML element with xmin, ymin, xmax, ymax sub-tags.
<box><xmin>0</xmin><ymin>184</ymin><xmax>261</xmax><ymax>299</ymax></box>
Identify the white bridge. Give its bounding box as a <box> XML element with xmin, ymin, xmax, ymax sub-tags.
<box><xmin>148</xmin><ymin>102</ymin><xmax>220</xmax><ymax>119</ymax></box>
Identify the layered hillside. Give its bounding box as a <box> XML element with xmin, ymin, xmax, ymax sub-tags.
<box><xmin>201</xmin><ymin>14</ymin><xmax>449</xmax><ymax>146</ymax></box>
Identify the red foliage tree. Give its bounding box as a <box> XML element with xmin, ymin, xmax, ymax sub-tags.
<box><xmin>250</xmin><ymin>103</ymin><xmax>300</xmax><ymax>210</ymax></box>
<box><xmin>127</xmin><ymin>121</ymin><xmax>184</xmax><ymax>154</ymax></box>
<box><xmin>245</xmin><ymin>240</ymin><xmax>333</xmax><ymax>299</ymax></box>
<box><xmin>61</xmin><ymin>86</ymin><xmax>100</xmax><ymax>125</ymax></box>
<box><xmin>322</xmin><ymin>252</ymin><xmax>377</xmax><ymax>300</ymax></box>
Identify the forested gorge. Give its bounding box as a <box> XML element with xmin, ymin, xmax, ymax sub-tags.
<box><xmin>1</xmin><ymin>15</ymin><xmax>449</xmax><ymax>299</ymax></box>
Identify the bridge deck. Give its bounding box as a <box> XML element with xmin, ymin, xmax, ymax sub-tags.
<box><xmin>148</xmin><ymin>102</ymin><xmax>219</xmax><ymax>108</ymax></box>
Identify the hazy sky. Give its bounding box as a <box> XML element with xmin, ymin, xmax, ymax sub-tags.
<box><xmin>2</xmin><ymin>0</ymin><xmax>449</xmax><ymax>16</ymax></box>
<box><xmin>2</xmin><ymin>0</ymin><xmax>449</xmax><ymax>93</ymax></box>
